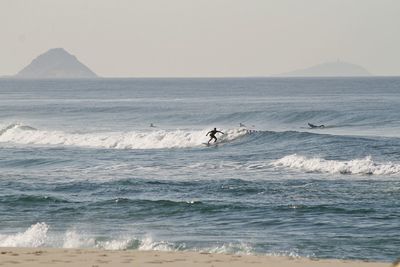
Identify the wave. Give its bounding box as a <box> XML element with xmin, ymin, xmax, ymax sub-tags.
<box><xmin>1</xmin><ymin>123</ymin><xmax>394</xmax><ymax>151</ymax></box>
<box><xmin>0</xmin><ymin>124</ymin><xmax>247</xmax><ymax>149</ymax></box>
<box><xmin>211</xmin><ymin>108</ymin><xmax>394</xmax><ymax>129</ymax></box>
<box><xmin>62</xmin><ymin>231</ymin><xmax>177</xmax><ymax>251</ymax></box>
<box><xmin>200</xmin><ymin>242</ymin><xmax>253</xmax><ymax>255</ymax></box>
<box><xmin>90</xmin><ymin>198</ymin><xmax>247</xmax><ymax>215</ymax></box>
<box><xmin>0</xmin><ymin>223</ymin><xmax>254</xmax><ymax>254</ymax></box>
<box><xmin>98</xmin><ymin>198</ymin><xmax>203</xmax><ymax>208</ymax></box>
<box><xmin>0</xmin><ymin>195</ymin><xmax>72</xmax><ymax>206</ymax></box>
<box><xmin>0</xmin><ymin>223</ymin><xmax>173</xmax><ymax>250</ymax></box>
<box><xmin>0</xmin><ymin>223</ymin><xmax>309</xmax><ymax>257</ymax></box>
<box><xmin>272</xmin><ymin>154</ymin><xmax>400</xmax><ymax>175</ymax></box>
<box><xmin>0</xmin><ymin>223</ymin><xmax>49</xmax><ymax>247</ymax></box>
<box><xmin>0</xmin><ymin>123</ymin><xmax>36</xmax><ymax>136</ymax></box>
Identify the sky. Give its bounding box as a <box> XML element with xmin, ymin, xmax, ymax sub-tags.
<box><xmin>1</xmin><ymin>0</ymin><xmax>400</xmax><ymax>77</ymax></box>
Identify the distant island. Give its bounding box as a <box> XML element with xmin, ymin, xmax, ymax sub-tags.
<box><xmin>14</xmin><ymin>48</ymin><xmax>97</xmax><ymax>79</ymax></box>
<box><xmin>280</xmin><ymin>61</ymin><xmax>371</xmax><ymax>77</ymax></box>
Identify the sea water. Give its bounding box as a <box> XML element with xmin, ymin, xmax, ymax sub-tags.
<box><xmin>0</xmin><ymin>77</ymin><xmax>399</xmax><ymax>261</ymax></box>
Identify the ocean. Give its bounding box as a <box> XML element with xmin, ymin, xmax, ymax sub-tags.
<box><xmin>0</xmin><ymin>77</ymin><xmax>399</xmax><ymax>261</ymax></box>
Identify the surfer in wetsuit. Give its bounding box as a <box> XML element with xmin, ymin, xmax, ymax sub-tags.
<box><xmin>206</xmin><ymin>128</ymin><xmax>224</xmax><ymax>144</ymax></box>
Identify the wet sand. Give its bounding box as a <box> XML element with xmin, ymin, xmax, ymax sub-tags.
<box><xmin>0</xmin><ymin>248</ymin><xmax>391</xmax><ymax>267</ymax></box>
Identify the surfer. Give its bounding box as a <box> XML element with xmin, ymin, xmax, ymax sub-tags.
<box><xmin>206</xmin><ymin>128</ymin><xmax>224</xmax><ymax>144</ymax></box>
<box><xmin>149</xmin><ymin>123</ymin><xmax>156</xmax><ymax>127</ymax></box>
<box><xmin>308</xmin><ymin>123</ymin><xmax>325</xmax><ymax>129</ymax></box>
<box><xmin>239</xmin><ymin>122</ymin><xmax>246</xmax><ymax>127</ymax></box>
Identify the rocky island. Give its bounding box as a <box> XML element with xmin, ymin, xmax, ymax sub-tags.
<box><xmin>15</xmin><ymin>48</ymin><xmax>97</xmax><ymax>79</ymax></box>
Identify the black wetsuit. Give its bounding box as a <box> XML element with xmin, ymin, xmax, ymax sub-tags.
<box><xmin>206</xmin><ymin>129</ymin><xmax>224</xmax><ymax>144</ymax></box>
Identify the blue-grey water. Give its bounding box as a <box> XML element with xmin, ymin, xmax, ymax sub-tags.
<box><xmin>0</xmin><ymin>78</ymin><xmax>399</xmax><ymax>261</ymax></box>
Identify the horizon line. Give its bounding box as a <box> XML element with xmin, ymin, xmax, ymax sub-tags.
<box><xmin>1</xmin><ymin>75</ymin><xmax>400</xmax><ymax>80</ymax></box>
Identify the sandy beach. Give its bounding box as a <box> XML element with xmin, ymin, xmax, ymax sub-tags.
<box><xmin>0</xmin><ymin>248</ymin><xmax>390</xmax><ymax>267</ymax></box>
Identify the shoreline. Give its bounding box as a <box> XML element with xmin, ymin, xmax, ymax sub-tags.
<box><xmin>0</xmin><ymin>248</ymin><xmax>390</xmax><ymax>267</ymax></box>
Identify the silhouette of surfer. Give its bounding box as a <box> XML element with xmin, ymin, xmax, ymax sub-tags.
<box><xmin>206</xmin><ymin>128</ymin><xmax>224</xmax><ymax>144</ymax></box>
<box><xmin>239</xmin><ymin>123</ymin><xmax>246</xmax><ymax>127</ymax></box>
<box><xmin>149</xmin><ymin>123</ymin><xmax>156</xmax><ymax>128</ymax></box>
<box><xmin>308</xmin><ymin>123</ymin><xmax>325</xmax><ymax>129</ymax></box>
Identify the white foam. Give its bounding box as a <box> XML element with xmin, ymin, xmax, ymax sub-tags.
<box><xmin>138</xmin><ymin>235</ymin><xmax>176</xmax><ymax>251</ymax></box>
<box><xmin>0</xmin><ymin>223</ymin><xmax>261</xmax><ymax>256</ymax></box>
<box><xmin>266</xmin><ymin>250</ymin><xmax>307</xmax><ymax>258</ymax></box>
<box><xmin>272</xmin><ymin>154</ymin><xmax>400</xmax><ymax>175</ymax></box>
<box><xmin>97</xmin><ymin>239</ymin><xmax>133</xmax><ymax>250</ymax></box>
<box><xmin>0</xmin><ymin>223</ymin><xmax>174</xmax><ymax>251</ymax></box>
<box><xmin>62</xmin><ymin>229</ymin><xmax>133</xmax><ymax>250</ymax></box>
<box><xmin>0</xmin><ymin>222</ymin><xmax>49</xmax><ymax>247</ymax></box>
<box><xmin>63</xmin><ymin>230</ymin><xmax>95</xmax><ymax>248</ymax></box>
<box><xmin>204</xmin><ymin>242</ymin><xmax>253</xmax><ymax>255</ymax></box>
<box><xmin>0</xmin><ymin>224</ymin><xmax>297</xmax><ymax>257</ymax></box>
<box><xmin>62</xmin><ymin>229</ymin><xmax>135</xmax><ymax>250</ymax></box>
<box><xmin>0</xmin><ymin>124</ymin><xmax>247</xmax><ymax>149</ymax></box>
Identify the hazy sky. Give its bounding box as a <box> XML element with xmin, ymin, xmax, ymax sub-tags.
<box><xmin>1</xmin><ymin>0</ymin><xmax>399</xmax><ymax>77</ymax></box>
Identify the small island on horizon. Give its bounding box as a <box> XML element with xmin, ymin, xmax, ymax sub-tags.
<box><xmin>13</xmin><ymin>48</ymin><xmax>97</xmax><ymax>79</ymax></box>
<box><xmin>279</xmin><ymin>61</ymin><xmax>371</xmax><ymax>77</ymax></box>
<box><xmin>2</xmin><ymin>49</ymin><xmax>375</xmax><ymax>79</ymax></box>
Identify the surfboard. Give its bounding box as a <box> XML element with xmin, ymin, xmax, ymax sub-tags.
<box><xmin>202</xmin><ymin>142</ymin><xmax>218</xmax><ymax>147</ymax></box>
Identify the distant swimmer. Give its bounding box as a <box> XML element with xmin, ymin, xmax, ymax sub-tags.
<box><xmin>206</xmin><ymin>128</ymin><xmax>224</xmax><ymax>144</ymax></box>
<box><xmin>239</xmin><ymin>123</ymin><xmax>246</xmax><ymax>127</ymax></box>
<box><xmin>149</xmin><ymin>123</ymin><xmax>156</xmax><ymax>127</ymax></box>
<box><xmin>308</xmin><ymin>123</ymin><xmax>325</xmax><ymax>129</ymax></box>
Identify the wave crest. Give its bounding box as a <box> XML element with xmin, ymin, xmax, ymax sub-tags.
<box><xmin>272</xmin><ymin>154</ymin><xmax>400</xmax><ymax>175</ymax></box>
<box><xmin>0</xmin><ymin>124</ymin><xmax>247</xmax><ymax>149</ymax></box>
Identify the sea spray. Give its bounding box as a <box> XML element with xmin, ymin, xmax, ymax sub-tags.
<box><xmin>0</xmin><ymin>222</ymin><xmax>49</xmax><ymax>247</ymax></box>
<box><xmin>63</xmin><ymin>230</ymin><xmax>95</xmax><ymax>248</ymax></box>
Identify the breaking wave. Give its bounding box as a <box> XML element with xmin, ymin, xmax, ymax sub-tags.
<box><xmin>0</xmin><ymin>223</ymin><xmax>307</xmax><ymax>257</ymax></box>
<box><xmin>0</xmin><ymin>124</ymin><xmax>247</xmax><ymax>149</ymax></box>
<box><xmin>0</xmin><ymin>223</ymin><xmax>258</xmax><ymax>255</ymax></box>
<box><xmin>0</xmin><ymin>223</ymin><xmax>49</xmax><ymax>247</ymax></box>
<box><xmin>272</xmin><ymin>154</ymin><xmax>400</xmax><ymax>175</ymax></box>
<box><xmin>0</xmin><ymin>223</ymin><xmax>175</xmax><ymax>250</ymax></box>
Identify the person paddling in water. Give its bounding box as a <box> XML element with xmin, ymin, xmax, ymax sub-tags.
<box><xmin>206</xmin><ymin>128</ymin><xmax>224</xmax><ymax>144</ymax></box>
<box><xmin>308</xmin><ymin>123</ymin><xmax>325</xmax><ymax>129</ymax></box>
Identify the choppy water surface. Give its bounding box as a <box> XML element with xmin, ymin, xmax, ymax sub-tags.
<box><xmin>0</xmin><ymin>78</ymin><xmax>399</xmax><ymax>261</ymax></box>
